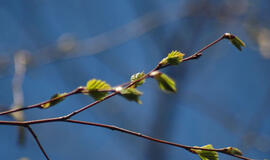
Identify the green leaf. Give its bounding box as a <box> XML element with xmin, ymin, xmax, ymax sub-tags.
<box><xmin>224</xmin><ymin>147</ymin><xmax>242</xmax><ymax>156</ymax></box>
<box><xmin>151</xmin><ymin>71</ymin><xmax>177</xmax><ymax>93</ymax></box>
<box><xmin>120</xmin><ymin>88</ymin><xmax>143</xmax><ymax>104</ymax></box>
<box><xmin>160</xmin><ymin>50</ymin><xmax>185</xmax><ymax>66</ymax></box>
<box><xmin>86</xmin><ymin>79</ymin><xmax>111</xmax><ymax>100</ymax></box>
<box><xmin>192</xmin><ymin>144</ymin><xmax>219</xmax><ymax>160</ymax></box>
<box><xmin>167</xmin><ymin>50</ymin><xmax>185</xmax><ymax>65</ymax></box>
<box><xmin>225</xmin><ymin>33</ymin><xmax>245</xmax><ymax>51</ymax></box>
<box><xmin>41</xmin><ymin>93</ymin><xmax>67</xmax><ymax>109</ymax></box>
<box><xmin>130</xmin><ymin>72</ymin><xmax>145</xmax><ymax>87</ymax></box>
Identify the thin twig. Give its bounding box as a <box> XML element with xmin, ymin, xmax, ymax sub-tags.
<box><xmin>65</xmin><ymin>119</ymin><xmax>253</xmax><ymax>160</ymax></box>
<box><xmin>0</xmin><ymin>117</ymin><xmax>254</xmax><ymax>160</ymax></box>
<box><xmin>0</xmin><ymin>87</ymin><xmax>84</xmax><ymax>116</ymax></box>
<box><xmin>26</xmin><ymin>125</ymin><xmax>50</xmax><ymax>160</ymax></box>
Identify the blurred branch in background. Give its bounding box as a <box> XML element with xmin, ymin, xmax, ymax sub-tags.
<box><xmin>245</xmin><ymin>23</ymin><xmax>270</xmax><ymax>59</ymax></box>
<box><xmin>10</xmin><ymin>50</ymin><xmax>30</xmax><ymax>145</ymax></box>
<box><xmin>0</xmin><ymin>1</ymin><xmax>186</xmax><ymax>78</ymax></box>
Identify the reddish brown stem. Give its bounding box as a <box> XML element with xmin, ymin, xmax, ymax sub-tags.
<box><xmin>182</xmin><ymin>34</ymin><xmax>225</xmax><ymax>61</ymax></box>
<box><xmin>0</xmin><ymin>87</ymin><xmax>84</xmax><ymax>116</ymax></box>
<box><xmin>26</xmin><ymin>125</ymin><xmax>50</xmax><ymax>160</ymax></box>
<box><xmin>0</xmin><ymin>34</ymin><xmax>225</xmax><ymax>117</ymax></box>
<box><xmin>65</xmin><ymin>119</ymin><xmax>253</xmax><ymax>160</ymax></box>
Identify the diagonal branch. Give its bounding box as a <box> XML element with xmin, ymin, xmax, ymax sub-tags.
<box><xmin>0</xmin><ymin>87</ymin><xmax>84</xmax><ymax>116</ymax></box>
<box><xmin>0</xmin><ymin>117</ymin><xmax>254</xmax><ymax>160</ymax></box>
<box><xmin>64</xmin><ymin>34</ymin><xmax>228</xmax><ymax>119</ymax></box>
<box><xmin>0</xmin><ymin>33</ymin><xmax>227</xmax><ymax>117</ymax></box>
<box><xmin>26</xmin><ymin>125</ymin><xmax>50</xmax><ymax>160</ymax></box>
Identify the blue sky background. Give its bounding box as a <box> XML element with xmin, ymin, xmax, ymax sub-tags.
<box><xmin>0</xmin><ymin>0</ymin><xmax>270</xmax><ymax>160</ymax></box>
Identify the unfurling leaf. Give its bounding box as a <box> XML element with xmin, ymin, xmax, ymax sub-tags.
<box><xmin>151</xmin><ymin>71</ymin><xmax>177</xmax><ymax>93</ymax></box>
<box><xmin>224</xmin><ymin>147</ymin><xmax>242</xmax><ymax>156</ymax></box>
<box><xmin>86</xmin><ymin>79</ymin><xmax>111</xmax><ymax>100</ymax></box>
<box><xmin>160</xmin><ymin>50</ymin><xmax>184</xmax><ymax>66</ymax></box>
<box><xmin>224</xmin><ymin>33</ymin><xmax>245</xmax><ymax>51</ymax></box>
<box><xmin>41</xmin><ymin>93</ymin><xmax>67</xmax><ymax>109</ymax></box>
<box><xmin>120</xmin><ymin>88</ymin><xmax>143</xmax><ymax>104</ymax></box>
<box><xmin>191</xmin><ymin>144</ymin><xmax>219</xmax><ymax>160</ymax></box>
<box><xmin>130</xmin><ymin>72</ymin><xmax>145</xmax><ymax>87</ymax></box>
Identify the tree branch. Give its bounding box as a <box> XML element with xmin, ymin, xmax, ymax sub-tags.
<box><xmin>26</xmin><ymin>125</ymin><xmax>50</xmax><ymax>160</ymax></box>
<box><xmin>0</xmin><ymin>33</ymin><xmax>251</xmax><ymax>160</ymax></box>
<box><xmin>0</xmin><ymin>87</ymin><xmax>84</xmax><ymax>116</ymax></box>
<box><xmin>65</xmin><ymin>119</ymin><xmax>253</xmax><ymax>160</ymax></box>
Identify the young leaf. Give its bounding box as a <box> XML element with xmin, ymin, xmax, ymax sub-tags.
<box><xmin>160</xmin><ymin>50</ymin><xmax>185</xmax><ymax>66</ymax></box>
<box><xmin>191</xmin><ymin>144</ymin><xmax>219</xmax><ymax>160</ymax></box>
<box><xmin>130</xmin><ymin>72</ymin><xmax>145</xmax><ymax>87</ymax></box>
<box><xmin>167</xmin><ymin>50</ymin><xmax>185</xmax><ymax>65</ymax></box>
<box><xmin>224</xmin><ymin>147</ymin><xmax>242</xmax><ymax>156</ymax></box>
<box><xmin>120</xmin><ymin>88</ymin><xmax>143</xmax><ymax>104</ymax></box>
<box><xmin>86</xmin><ymin>79</ymin><xmax>111</xmax><ymax>100</ymax></box>
<box><xmin>224</xmin><ymin>33</ymin><xmax>246</xmax><ymax>51</ymax></box>
<box><xmin>231</xmin><ymin>36</ymin><xmax>246</xmax><ymax>51</ymax></box>
<box><xmin>41</xmin><ymin>93</ymin><xmax>67</xmax><ymax>109</ymax></box>
<box><xmin>151</xmin><ymin>71</ymin><xmax>177</xmax><ymax>93</ymax></box>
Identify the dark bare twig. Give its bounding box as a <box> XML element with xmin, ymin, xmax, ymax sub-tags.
<box><xmin>65</xmin><ymin>119</ymin><xmax>253</xmax><ymax>160</ymax></box>
<box><xmin>26</xmin><ymin>125</ymin><xmax>50</xmax><ymax>160</ymax></box>
<box><xmin>0</xmin><ymin>87</ymin><xmax>84</xmax><ymax>116</ymax></box>
<box><xmin>0</xmin><ymin>117</ymin><xmax>253</xmax><ymax>160</ymax></box>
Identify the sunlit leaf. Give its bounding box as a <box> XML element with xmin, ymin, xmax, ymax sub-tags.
<box><xmin>167</xmin><ymin>50</ymin><xmax>185</xmax><ymax>65</ymax></box>
<box><xmin>86</xmin><ymin>79</ymin><xmax>111</xmax><ymax>100</ymax></box>
<box><xmin>192</xmin><ymin>144</ymin><xmax>219</xmax><ymax>160</ymax></box>
<box><xmin>160</xmin><ymin>50</ymin><xmax>184</xmax><ymax>66</ymax></box>
<box><xmin>130</xmin><ymin>72</ymin><xmax>145</xmax><ymax>87</ymax></box>
<box><xmin>41</xmin><ymin>93</ymin><xmax>67</xmax><ymax>109</ymax></box>
<box><xmin>225</xmin><ymin>33</ymin><xmax>245</xmax><ymax>51</ymax></box>
<box><xmin>120</xmin><ymin>88</ymin><xmax>143</xmax><ymax>104</ymax></box>
<box><xmin>151</xmin><ymin>71</ymin><xmax>177</xmax><ymax>93</ymax></box>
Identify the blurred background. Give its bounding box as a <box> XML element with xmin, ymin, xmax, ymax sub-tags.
<box><xmin>0</xmin><ymin>0</ymin><xmax>270</xmax><ymax>159</ymax></box>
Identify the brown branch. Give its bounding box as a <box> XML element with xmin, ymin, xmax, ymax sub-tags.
<box><xmin>0</xmin><ymin>34</ymin><xmax>226</xmax><ymax>117</ymax></box>
<box><xmin>0</xmin><ymin>86</ymin><xmax>84</xmax><ymax>116</ymax></box>
<box><xmin>0</xmin><ymin>33</ymin><xmax>252</xmax><ymax>160</ymax></box>
<box><xmin>63</xmin><ymin>33</ymin><xmax>227</xmax><ymax>118</ymax></box>
<box><xmin>26</xmin><ymin>125</ymin><xmax>50</xmax><ymax>160</ymax></box>
<box><xmin>0</xmin><ymin>117</ymin><xmax>254</xmax><ymax>160</ymax></box>
<box><xmin>65</xmin><ymin>119</ymin><xmax>253</xmax><ymax>160</ymax></box>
